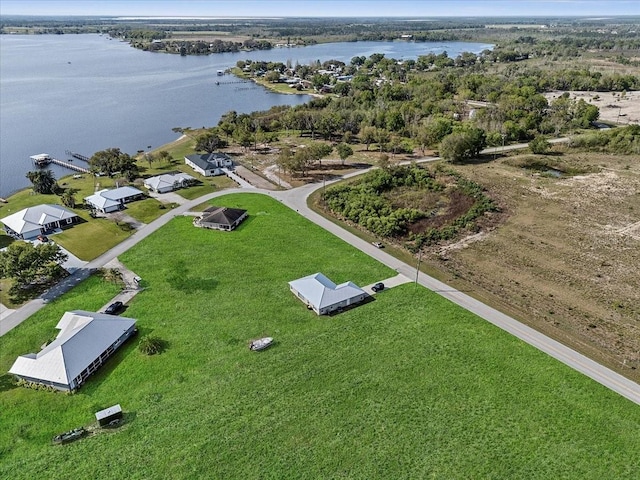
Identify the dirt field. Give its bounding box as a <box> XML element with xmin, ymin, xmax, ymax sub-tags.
<box><xmin>430</xmin><ymin>152</ymin><xmax>640</xmax><ymax>380</ymax></box>
<box><xmin>544</xmin><ymin>91</ymin><xmax>640</xmax><ymax>125</ymax></box>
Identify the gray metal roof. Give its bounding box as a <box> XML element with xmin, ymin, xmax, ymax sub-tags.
<box><xmin>289</xmin><ymin>273</ymin><xmax>365</xmax><ymax>310</ymax></box>
<box><xmin>0</xmin><ymin>204</ymin><xmax>78</xmax><ymax>235</ymax></box>
<box><xmin>9</xmin><ymin>311</ymin><xmax>136</xmax><ymax>387</ymax></box>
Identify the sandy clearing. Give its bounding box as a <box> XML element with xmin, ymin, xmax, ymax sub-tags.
<box><xmin>543</xmin><ymin>91</ymin><xmax>640</xmax><ymax>125</ymax></box>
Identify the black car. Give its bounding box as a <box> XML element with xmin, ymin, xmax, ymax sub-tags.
<box><xmin>104</xmin><ymin>301</ymin><xmax>124</xmax><ymax>315</ymax></box>
<box><xmin>372</xmin><ymin>282</ymin><xmax>385</xmax><ymax>292</ymax></box>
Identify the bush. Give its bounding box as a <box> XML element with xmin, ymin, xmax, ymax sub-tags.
<box><xmin>138</xmin><ymin>335</ymin><xmax>165</xmax><ymax>355</ymax></box>
<box><xmin>529</xmin><ymin>136</ymin><xmax>551</xmax><ymax>155</ymax></box>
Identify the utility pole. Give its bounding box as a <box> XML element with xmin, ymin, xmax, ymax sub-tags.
<box><xmin>415</xmin><ymin>249</ymin><xmax>422</xmax><ymax>286</ymax></box>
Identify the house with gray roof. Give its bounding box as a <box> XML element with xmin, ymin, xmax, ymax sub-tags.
<box><xmin>143</xmin><ymin>172</ymin><xmax>196</xmax><ymax>193</ymax></box>
<box><xmin>84</xmin><ymin>186</ymin><xmax>145</xmax><ymax>213</ymax></box>
<box><xmin>289</xmin><ymin>273</ymin><xmax>367</xmax><ymax>315</ymax></box>
<box><xmin>194</xmin><ymin>205</ymin><xmax>248</xmax><ymax>231</ymax></box>
<box><xmin>9</xmin><ymin>310</ymin><xmax>137</xmax><ymax>391</ymax></box>
<box><xmin>1</xmin><ymin>204</ymin><xmax>79</xmax><ymax>240</ymax></box>
<box><xmin>185</xmin><ymin>153</ymin><xmax>233</xmax><ymax>177</ymax></box>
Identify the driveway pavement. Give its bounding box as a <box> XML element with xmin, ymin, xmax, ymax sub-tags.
<box><xmin>148</xmin><ymin>190</ymin><xmax>188</xmax><ymax>205</ymax></box>
<box><xmin>362</xmin><ymin>273</ymin><xmax>412</xmax><ymax>294</ymax></box>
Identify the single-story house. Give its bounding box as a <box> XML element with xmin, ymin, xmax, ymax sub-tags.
<box><xmin>144</xmin><ymin>172</ymin><xmax>196</xmax><ymax>193</ymax></box>
<box><xmin>8</xmin><ymin>310</ymin><xmax>137</xmax><ymax>392</ymax></box>
<box><xmin>84</xmin><ymin>186</ymin><xmax>145</xmax><ymax>213</ymax></box>
<box><xmin>185</xmin><ymin>153</ymin><xmax>234</xmax><ymax>177</ymax></box>
<box><xmin>1</xmin><ymin>204</ymin><xmax>79</xmax><ymax>240</ymax></box>
<box><xmin>195</xmin><ymin>205</ymin><xmax>248</xmax><ymax>231</ymax></box>
<box><xmin>288</xmin><ymin>273</ymin><xmax>367</xmax><ymax>315</ymax></box>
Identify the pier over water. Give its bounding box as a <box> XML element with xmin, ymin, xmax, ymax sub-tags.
<box><xmin>29</xmin><ymin>153</ymin><xmax>91</xmax><ymax>174</ymax></box>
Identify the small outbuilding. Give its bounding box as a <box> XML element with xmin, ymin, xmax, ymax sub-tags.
<box><xmin>194</xmin><ymin>205</ymin><xmax>248</xmax><ymax>231</ymax></box>
<box><xmin>289</xmin><ymin>273</ymin><xmax>367</xmax><ymax>315</ymax></box>
<box><xmin>95</xmin><ymin>404</ymin><xmax>123</xmax><ymax>427</ymax></box>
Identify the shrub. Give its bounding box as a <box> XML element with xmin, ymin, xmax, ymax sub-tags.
<box><xmin>138</xmin><ymin>335</ymin><xmax>165</xmax><ymax>355</ymax></box>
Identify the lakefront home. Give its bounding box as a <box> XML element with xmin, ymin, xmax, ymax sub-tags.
<box><xmin>9</xmin><ymin>310</ymin><xmax>137</xmax><ymax>392</ymax></box>
<box><xmin>185</xmin><ymin>153</ymin><xmax>234</xmax><ymax>177</ymax></box>
<box><xmin>84</xmin><ymin>186</ymin><xmax>145</xmax><ymax>214</ymax></box>
<box><xmin>143</xmin><ymin>172</ymin><xmax>196</xmax><ymax>193</ymax></box>
<box><xmin>288</xmin><ymin>273</ymin><xmax>367</xmax><ymax>315</ymax></box>
<box><xmin>0</xmin><ymin>204</ymin><xmax>79</xmax><ymax>240</ymax></box>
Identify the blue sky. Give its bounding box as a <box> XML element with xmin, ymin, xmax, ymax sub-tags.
<box><xmin>0</xmin><ymin>1</ymin><xmax>638</xmax><ymax>17</ymax></box>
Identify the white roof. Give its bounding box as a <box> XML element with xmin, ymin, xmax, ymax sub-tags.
<box><xmin>85</xmin><ymin>186</ymin><xmax>143</xmax><ymax>209</ymax></box>
<box><xmin>9</xmin><ymin>310</ymin><xmax>136</xmax><ymax>387</ymax></box>
<box><xmin>0</xmin><ymin>204</ymin><xmax>77</xmax><ymax>235</ymax></box>
<box><xmin>144</xmin><ymin>172</ymin><xmax>194</xmax><ymax>190</ymax></box>
<box><xmin>289</xmin><ymin>273</ymin><xmax>365</xmax><ymax>310</ymax></box>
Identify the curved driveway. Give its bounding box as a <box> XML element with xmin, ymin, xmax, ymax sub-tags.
<box><xmin>2</xmin><ymin>142</ymin><xmax>639</xmax><ymax>405</ymax></box>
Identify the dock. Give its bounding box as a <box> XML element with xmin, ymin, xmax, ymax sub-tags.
<box><xmin>29</xmin><ymin>153</ymin><xmax>91</xmax><ymax>174</ymax></box>
<box><xmin>65</xmin><ymin>150</ymin><xmax>90</xmax><ymax>162</ymax></box>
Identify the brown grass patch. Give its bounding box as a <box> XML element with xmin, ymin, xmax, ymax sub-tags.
<box><xmin>423</xmin><ymin>152</ymin><xmax>640</xmax><ymax>380</ymax></box>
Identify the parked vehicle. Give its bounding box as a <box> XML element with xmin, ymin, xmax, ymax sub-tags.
<box><xmin>104</xmin><ymin>301</ymin><xmax>124</xmax><ymax>315</ymax></box>
<box><xmin>372</xmin><ymin>282</ymin><xmax>385</xmax><ymax>292</ymax></box>
<box><xmin>372</xmin><ymin>242</ymin><xmax>383</xmax><ymax>248</ymax></box>
<box><xmin>249</xmin><ymin>337</ymin><xmax>274</xmax><ymax>351</ymax></box>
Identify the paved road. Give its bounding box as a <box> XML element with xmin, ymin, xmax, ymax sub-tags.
<box><xmin>272</xmin><ymin>179</ymin><xmax>640</xmax><ymax>406</ymax></box>
<box><xmin>3</xmin><ymin>135</ymin><xmax>639</xmax><ymax>406</ymax></box>
<box><xmin>0</xmin><ymin>191</ymin><xmax>231</xmax><ymax>336</ymax></box>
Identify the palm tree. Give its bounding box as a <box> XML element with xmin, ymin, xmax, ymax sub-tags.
<box><xmin>60</xmin><ymin>188</ymin><xmax>78</xmax><ymax>208</ymax></box>
<box><xmin>26</xmin><ymin>170</ymin><xmax>58</xmax><ymax>194</ymax></box>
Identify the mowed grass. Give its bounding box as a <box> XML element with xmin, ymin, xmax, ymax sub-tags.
<box><xmin>0</xmin><ymin>193</ymin><xmax>638</xmax><ymax>479</ymax></box>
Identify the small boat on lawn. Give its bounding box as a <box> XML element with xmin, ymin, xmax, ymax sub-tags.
<box><xmin>249</xmin><ymin>337</ymin><xmax>273</xmax><ymax>351</ymax></box>
<box><xmin>52</xmin><ymin>427</ymin><xmax>86</xmax><ymax>445</ymax></box>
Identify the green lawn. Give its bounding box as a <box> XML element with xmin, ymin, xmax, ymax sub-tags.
<box><xmin>53</xmin><ymin>213</ymin><xmax>133</xmax><ymax>261</ymax></box>
<box><xmin>122</xmin><ymin>198</ymin><xmax>169</xmax><ymax>224</ymax></box>
<box><xmin>1</xmin><ymin>193</ymin><xmax>638</xmax><ymax>479</ymax></box>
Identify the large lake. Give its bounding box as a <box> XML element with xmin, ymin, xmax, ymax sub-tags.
<box><xmin>0</xmin><ymin>34</ymin><xmax>492</xmax><ymax>197</ymax></box>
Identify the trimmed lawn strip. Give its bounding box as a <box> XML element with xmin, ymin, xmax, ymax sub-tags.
<box><xmin>53</xmin><ymin>213</ymin><xmax>132</xmax><ymax>261</ymax></box>
<box><xmin>121</xmin><ymin>198</ymin><xmax>168</xmax><ymax>224</ymax></box>
<box><xmin>0</xmin><ymin>194</ymin><xmax>638</xmax><ymax>479</ymax></box>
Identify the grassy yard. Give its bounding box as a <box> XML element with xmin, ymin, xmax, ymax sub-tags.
<box><xmin>122</xmin><ymin>198</ymin><xmax>170</xmax><ymax>224</ymax></box>
<box><xmin>52</xmin><ymin>213</ymin><xmax>133</xmax><ymax>261</ymax></box>
<box><xmin>0</xmin><ymin>193</ymin><xmax>638</xmax><ymax>479</ymax></box>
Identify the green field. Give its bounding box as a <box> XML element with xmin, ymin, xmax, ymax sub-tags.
<box><xmin>0</xmin><ymin>193</ymin><xmax>638</xmax><ymax>479</ymax></box>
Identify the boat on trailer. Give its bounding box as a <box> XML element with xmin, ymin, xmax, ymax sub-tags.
<box><xmin>249</xmin><ymin>337</ymin><xmax>273</xmax><ymax>351</ymax></box>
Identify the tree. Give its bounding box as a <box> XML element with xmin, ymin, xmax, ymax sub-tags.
<box><xmin>0</xmin><ymin>241</ymin><xmax>67</xmax><ymax>292</ymax></box>
<box><xmin>529</xmin><ymin>136</ymin><xmax>551</xmax><ymax>155</ymax></box>
<box><xmin>195</xmin><ymin>131</ymin><xmax>227</xmax><ymax>153</ymax></box>
<box><xmin>26</xmin><ymin>170</ymin><xmax>58</xmax><ymax>194</ymax></box>
<box><xmin>157</xmin><ymin>150</ymin><xmax>173</xmax><ymax>166</ymax></box>
<box><xmin>360</xmin><ymin>126</ymin><xmax>377</xmax><ymax>151</ymax></box>
<box><xmin>306</xmin><ymin>142</ymin><xmax>333</xmax><ymax>165</ymax></box>
<box><xmin>265</xmin><ymin>71</ymin><xmax>281</xmax><ymax>83</ymax></box>
<box><xmin>60</xmin><ymin>188</ymin><xmax>78</xmax><ymax>208</ymax></box>
<box><xmin>335</xmin><ymin>143</ymin><xmax>354</xmax><ymax>165</ymax></box>
<box><xmin>440</xmin><ymin>128</ymin><xmax>486</xmax><ymax>163</ymax></box>
<box><xmin>89</xmin><ymin>148</ymin><xmax>140</xmax><ymax>180</ymax></box>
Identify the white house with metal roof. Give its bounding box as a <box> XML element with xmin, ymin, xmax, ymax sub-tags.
<box><xmin>185</xmin><ymin>153</ymin><xmax>233</xmax><ymax>177</ymax></box>
<box><xmin>143</xmin><ymin>172</ymin><xmax>196</xmax><ymax>193</ymax></box>
<box><xmin>288</xmin><ymin>273</ymin><xmax>367</xmax><ymax>315</ymax></box>
<box><xmin>9</xmin><ymin>310</ymin><xmax>137</xmax><ymax>391</ymax></box>
<box><xmin>0</xmin><ymin>204</ymin><xmax>79</xmax><ymax>239</ymax></box>
<box><xmin>84</xmin><ymin>186</ymin><xmax>145</xmax><ymax>213</ymax></box>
